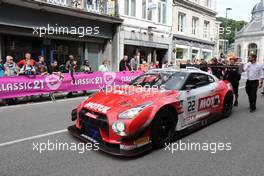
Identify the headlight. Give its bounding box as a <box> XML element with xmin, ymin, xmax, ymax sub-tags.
<box><xmin>118</xmin><ymin>101</ymin><xmax>153</xmax><ymax>119</ymax></box>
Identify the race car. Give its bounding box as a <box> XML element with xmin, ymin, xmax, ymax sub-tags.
<box><xmin>68</xmin><ymin>68</ymin><xmax>234</xmax><ymax>157</ymax></box>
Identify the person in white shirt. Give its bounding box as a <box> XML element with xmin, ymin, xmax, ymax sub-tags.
<box><xmin>244</xmin><ymin>54</ymin><xmax>264</xmax><ymax>112</ymax></box>
<box><xmin>162</xmin><ymin>60</ymin><xmax>169</xmax><ymax>69</ymax></box>
<box><xmin>99</xmin><ymin>60</ymin><xmax>109</xmax><ymax>72</ymax></box>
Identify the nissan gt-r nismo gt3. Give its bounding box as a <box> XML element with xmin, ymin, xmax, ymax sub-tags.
<box><xmin>68</xmin><ymin>68</ymin><xmax>234</xmax><ymax>157</ymax></box>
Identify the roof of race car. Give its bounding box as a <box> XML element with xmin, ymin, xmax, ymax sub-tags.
<box><xmin>148</xmin><ymin>67</ymin><xmax>206</xmax><ymax>75</ymax></box>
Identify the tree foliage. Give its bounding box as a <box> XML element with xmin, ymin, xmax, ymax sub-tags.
<box><xmin>217</xmin><ymin>17</ymin><xmax>248</xmax><ymax>44</ymax></box>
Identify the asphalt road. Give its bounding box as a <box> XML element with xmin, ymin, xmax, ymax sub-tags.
<box><xmin>1</xmin><ymin>82</ymin><xmax>264</xmax><ymax>176</ymax></box>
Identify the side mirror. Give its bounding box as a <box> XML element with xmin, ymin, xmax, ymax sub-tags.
<box><xmin>185</xmin><ymin>84</ymin><xmax>196</xmax><ymax>91</ymax></box>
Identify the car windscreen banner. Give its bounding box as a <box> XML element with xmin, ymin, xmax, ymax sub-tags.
<box><xmin>0</xmin><ymin>71</ymin><xmax>142</xmax><ymax>99</ymax></box>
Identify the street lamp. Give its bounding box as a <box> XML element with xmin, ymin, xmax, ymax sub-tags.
<box><xmin>224</xmin><ymin>8</ymin><xmax>232</xmax><ymax>55</ymax></box>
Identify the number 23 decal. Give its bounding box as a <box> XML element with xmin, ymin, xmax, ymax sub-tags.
<box><xmin>188</xmin><ymin>100</ymin><xmax>196</xmax><ymax>112</ymax></box>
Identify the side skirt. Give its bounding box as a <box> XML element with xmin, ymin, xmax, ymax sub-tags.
<box><xmin>173</xmin><ymin>112</ymin><xmax>223</xmax><ymax>140</ymax></box>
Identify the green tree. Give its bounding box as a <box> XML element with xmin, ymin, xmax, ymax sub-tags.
<box><xmin>217</xmin><ymin>17</ymin><xmax>248</xmax><ymax>45</ymax></box>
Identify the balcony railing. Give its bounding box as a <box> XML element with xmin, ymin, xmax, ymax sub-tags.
<box><xmin>34</xmin><ymin>0</ymin><xmax>117</xmax><ymax>17</ymax></box>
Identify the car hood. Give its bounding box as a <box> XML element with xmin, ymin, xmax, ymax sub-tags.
<box><xmin>81</xmin><ymin>85</ymin><xmax>178</xmax><ymax>114</ymax></box>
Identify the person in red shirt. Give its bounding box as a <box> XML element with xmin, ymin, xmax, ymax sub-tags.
<box><xmin>154</xmin><ymin>61</ymin><xmax>160</xmax><ymax>68</ymax></box>
<box><xmin>17</xmin><ymin>53</ymin><xmax>36</xmax><ymax>68</ymax></box>
<box><xmin>138</xmin><ymin>61</ymin><xmax>149</xmax><ymax>73</ymax></box>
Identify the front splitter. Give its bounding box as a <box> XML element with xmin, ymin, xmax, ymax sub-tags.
<box><xmin>68</xmin><ymin>125</ymin><xmax>152</xmax><ymax>157</ymax></box>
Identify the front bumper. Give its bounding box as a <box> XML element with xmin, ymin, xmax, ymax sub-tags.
<box><xmin>68</xmin><ymin>125</ymin><xmax>152</xmax><ymax>157</ymax></box>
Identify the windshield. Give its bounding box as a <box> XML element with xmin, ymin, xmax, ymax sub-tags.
<box><xmin>130</xmin><ymin>74</ymin><xmax>169</xmax><ymax>87</ymax></box>
<box><xmin>164</xmin><ymin>72</ymin><xmax>187</xmax><ymax>90</ymax></box>
<box><xmin>130</xmin><ymin>72</ymin><xmax>187</xmax><ymax>90</ymax></box>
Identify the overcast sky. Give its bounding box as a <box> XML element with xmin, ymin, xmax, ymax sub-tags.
<box><xmin>217</xmin><ymin>0</ymin><xmax>261</xmax><ymax>22</ymax></box>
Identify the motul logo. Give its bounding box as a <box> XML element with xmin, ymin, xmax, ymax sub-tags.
<box><xmin>84</xmin><ymin>102</ymin><xmax>110</xmax><ymax>114</ymax></box>
<box><xmin>198</xmin><ymin>95</ymin><xmax>220</xmax><ymax>111</ymax></box>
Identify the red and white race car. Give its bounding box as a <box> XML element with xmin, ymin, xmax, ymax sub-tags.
<box><xmin>68</xmin><ymin>68</ymin><xmax>234</xmax><ymax>157</ymax></box>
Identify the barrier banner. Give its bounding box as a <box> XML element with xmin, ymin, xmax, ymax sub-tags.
<box><xmin>0</xmin><ymin>71</ymin><xmax>142</xmax><ymax>99</ymax></box>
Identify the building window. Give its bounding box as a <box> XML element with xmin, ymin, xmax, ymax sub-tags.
<box><xmin>202</xmin><ymin>51</ymin><xmax>212</xmax><ymax>60</ymax></box>
<box><xmin>124</xmin><ymin>0</ymin><xmax>136</xmax><ymax>17</ymax></box>
<box><xmin>142</xmin><ymin>0</ymin><xmax>147</xmax><ymax>19</ymax></box>
<box><xmin>192</xmin><ymin>49</ymin><xmax>199</xmax><ymax>60</ymax></box>
<box><xmin>237</xmin><ymin>45</ymin><xmax>241</xmax><ymax>58</ymax></box>
<box><xmin>142</xmin><ymin>0</ymin><xmax>167</xmax><ymax>24</ymax></box>
<box><xmin>176</xmin><ymin>47</ymin><xmax>188</xmax><ymax>59</ymax></box>
<box><xmin>85</xmin><ymin>0</ymin><xmax>102</xmax><ymax>13</ymax></box>
<box><xmin>162</xmin><ymin>2</ymin><xmax>167</xmax><ymax>24</ymax></box>
<box><xmin>147</xmin><ymin>0</ymin><xmax>153</xmax><ymax>21</ymax></box>
<box><xmin>203</xmin><ymin>21</ymin><xmax>210</xmax><ymax>38</ymax></box>
<box><xmin>178</xmin><ymin>13</ymin><xmax>186</xmax><ymax>32</ymax></box>
<box><xmin>192</xmin><ymin>17</ymin><xmax>199</xmax><ymax>35</ymax></box>
<box><xmin>124</xmin><ymin>0</ymin><xmax>129</xmax><ymax>15</ymax></box>
<box><xmin>47</xmin><ymin>0</ymin><xmax>68</xmax><ymax>6</ymax></box>
<box><xmin>157</xmin><ymin>0</ymin><xmax>167</xmax><ymax>24</ymax></box>
<box><xmin>147</xmin><ymin>10</ymin><xmax>153</xmax><ymax>21</ymax></box>
<box><xmin>131</xmin><ymin>0</ymin><xmax>136</xmax><ymax>16</ymax></box>
<box><xmin>205</xmin><ymin>0</ymin><xmax>211</xmax><ymax>7</ymax></box>
<box><xmin>158</xmin><ymin>2</ymin><xmax>162</xmax><ymax>23</ymax></box>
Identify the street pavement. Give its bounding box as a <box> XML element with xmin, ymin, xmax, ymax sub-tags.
<box><xmin>0</xmin><ymin>81</ymin><xmax>264</xmax><ymax>176</ymax></box>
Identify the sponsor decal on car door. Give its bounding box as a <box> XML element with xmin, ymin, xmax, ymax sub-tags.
<box><xmin>180</xmin><ymin>84</ymin><xmax>218</xmax><ymax>129</ymax></box>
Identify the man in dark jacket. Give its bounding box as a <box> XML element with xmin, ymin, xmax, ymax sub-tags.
<box><xmin>224</xmin><ymin>57</ymin><xmax>241</xmax><ymax>106</ymax></box>
<box><xmin>119</xmin><ymin>55</ymin><xmax>130</xmax><ymax>71</ymax></box>
<box><xmin>210</xmin><ymin>57</ymin><xmax>224</xmax><ymax>79</ymax></box>
<box><xmin>200</xmin><ymin>59</ymin><xmax>208</xmax><ymax>72</ymax></box>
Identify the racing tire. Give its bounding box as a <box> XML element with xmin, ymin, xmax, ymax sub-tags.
<box><xmin>222</xmin><ymin>92</ymin><xmax>233</xmax><ymax>118</ymax></box>
<box><xmin>151</xmin><ymin>109</ymin><xmax>177</xmax><ymax>148</ymax></box>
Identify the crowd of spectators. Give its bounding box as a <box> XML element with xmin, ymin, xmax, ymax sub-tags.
<box><xmin>0</xmin><ymin>53</ymin><xmax>96</xmax><ymax>78</ymax></box>
<box><xmin>117</xmin><ymin>54</ymin><xmax>243</xmax><ymax>75</ymax></box>
<box><xmin>119</xmin><ymin>55</ymin><xmax>160</xmax><ymax>73</ymax></box>
<box><xmin>1</xmin><ymin>52</ymin><xmax>264</xmax><ymax>108</ymax></box>
<box><xmin>0</xmin><ymin>53</ymin><xmax>45</xmax><ymax>77</ymax></box>
<box><xmin>0</xmin><ymin>52</ymin><xmax>246</xmax><ymax>81</ymax></box>
<box><xmin>2</xmin><ymin>53</ymin><xmax>228</xmax><ymax>77</ymax></box>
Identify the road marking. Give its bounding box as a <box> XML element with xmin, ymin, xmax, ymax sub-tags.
<box><xmin>0</xmin><ymin>129</ymin><xmax>67</xmax><ymax>147</ymax></box>
<box><xmin>239</xmin><ymin>86</ymin><xmax>245</xmax><ymax>89</ymax></box>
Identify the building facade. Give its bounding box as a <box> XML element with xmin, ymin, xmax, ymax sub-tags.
<box><xmin>235</xmin><ymin>0</ymin><xmax>264</xmax><ymax>63</ymax></box>
<box><xmin>0</xmin><ymin>0</ymin><xmax>122</xmax><ymax>71</ymax></box>
<box><xmin>115</xmin><ymin>0</ymin><xmax>173</xmax><ymax>68</ymax></box>
<box><xmin>172</xmin><ymin>0</ymin><xmax>219</xmax><ymax>62</ymax></box>
<box><xmin>0</xmin><ymin>0</ymin><xmax>222</xmax><ymax>71</ymax></box>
